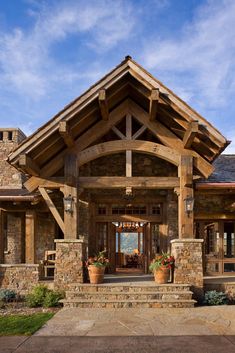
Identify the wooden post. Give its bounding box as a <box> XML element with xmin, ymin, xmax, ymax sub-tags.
<box><xmin>64</xmin><ymin>153</ymin><xmax>79</xmax><ymax>239</ymax></box>
<box><xmin>0</xmin><ymin>209</ymin><xmax>4</xmax><ymax>263</ymax></box>
<box><xmin>25</xmin><ymin>210</ymin><xmax>36</xmax><ymax>263</ymax></box>
<box><xmin>178</xmin><ymin>155</ymin><xmax>194</xmax><ymax>238</ymax></box>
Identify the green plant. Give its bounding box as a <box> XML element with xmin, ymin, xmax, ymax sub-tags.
<box><xmin>204</xmin><ymin>290</ymin><xmax>228</xmax><ymax>306</ymax></box>
<box><xmin>86</xmin><ymin>250</ymin><xmax>109</xmax><ymax>268</ymax></box>
<box><xmin>149</xmin><ymin>252</ymin><xmax>175</xmax><ymax>273</ymax></box>
<box><xmin>26</xmin><ymin>284</ymin><xmax>48</xmax><ymax>307</ymax></box>
<box><xmin>43</xmin><ymin>290</ymin><xmax>64</xmax><ymax>308</ymax></box>
<box><xmin>0</xmin><ymin>289</ymin><xmax>16</xmax><ymax>302</ymax></box>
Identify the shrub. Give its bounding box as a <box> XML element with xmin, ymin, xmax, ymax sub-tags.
<box><xmin>204</xmin><ymin>290</ymin><xmax>228</xmax><ymax>306</ymax></box>
<box><xmin>43</xmin><ymin>290</ymin><xmax>64</xmax><ymax>308</ymax></box>
<box><xmin>26</xmin><ymin>284</ymin><xmax>64</xmax><ymax>308</ymax></box>
<box><xmin>0</xmin><ymin>289</ymin><xmax>16</xmax><ymax>302</ymax></box>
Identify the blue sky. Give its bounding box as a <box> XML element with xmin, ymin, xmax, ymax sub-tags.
<box><xmin>0</xmin><ymin>0</ymin><xmax>235</xmax><ymax>152</ymax></box>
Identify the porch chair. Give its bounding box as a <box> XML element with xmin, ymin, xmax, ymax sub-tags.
<box><xmin>44</xmin><ymin>250</ymin><xmax>56</xmax><ymax>278</ymax></box>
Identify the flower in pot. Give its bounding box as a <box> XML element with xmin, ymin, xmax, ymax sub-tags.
<box><xmin>149</xmin><ymin>252</ymin><xmax>175</xmax><ymax>284</ymax></box>
<box><xmin>86</xmin><ymin>250</ymin><xmax>109</xmax><ymax>284</ymax></box>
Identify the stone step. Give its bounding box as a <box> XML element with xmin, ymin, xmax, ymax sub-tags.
<box><xmin>69</xmin><ymin>283</ymin><xmax>191</xmax><ymax>293</ymax></box>
<box><xmin>61</xmin><ymin>298</ymin><xmax>196</xmax><ymax>309</ymax></box>
<box><xmin>66</xmin><ymin>290</ymin><xmax>193</xmax><ymax>301</ymax></box>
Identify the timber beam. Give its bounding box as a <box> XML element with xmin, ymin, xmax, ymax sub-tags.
<box><xmin>24</xmin><ymin>176</ymin><xmax>65</xmax><ymax>193</ymax></box>
<box><xmin>149</xmin><ymin>88</ymin><xmax>159</xmax><ymax>121</ymax></box>
<box><xmin>99</xmin><ymin>89</ymin><xmax>109</xmax><ymax>121</ymax></box>
<box><xmin>59</xmin><ymin>121</ymin><xmax>75</xmax><ymax>148</ymax></box>
<box><xmin>183</xmin><ymin>121</ymin><xmax>199</xmax><ymax>148</ymax></box>
<box><xmin>38</xmin><ymin>187</ymin><xmax>65</xmax><ymax>233</ymax></box>
<box><xmin>19</xmin><ymin>154</ymin><xmax>40</xmax><ymax>176</ymax></box>
<box><xmin>78</xmin><ymin>176</ymin><xmax>180</xmax><ymax>189</ymax></box>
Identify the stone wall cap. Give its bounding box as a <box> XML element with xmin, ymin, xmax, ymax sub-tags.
<box><xmin>171</xmin><ymin>239</ymin><xmax>204</xmax><ymax>244</ymax></box>
<box><xmin>54</xmin><ymin>239</ymin><xmax>86</xmax><ymax>243</ymax></box>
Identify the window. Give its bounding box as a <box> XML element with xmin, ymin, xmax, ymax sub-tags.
<box><xmin>0</xmin><ymin>132</ymin><xmax>3</xmax><ymax>141</ymax></box>
<box><xmin>97</xmin><ymin>205</ymin><xmax>106</xmax><ymax>215</ymax></box>
<box><xmin>112</xmin><ymin>205</ymin><xmax>146</xmax><ymax>215</ymax></box>
<box><xmin>8</xmin><ymin>131</ymin><xmax>13</xmax><ymax>140</ymax></box>
<box><xmin>151</xmin><ymin>204</ymin><xmax>162</xmax><ymax>215</ymax></box>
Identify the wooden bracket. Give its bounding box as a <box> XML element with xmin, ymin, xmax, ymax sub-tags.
<box><xmin>59</xmin><ymin>121</ymin><xmax>75</xmax><ymax>148</ymax></box>
<box><xmin>99</xmin><ymin>89</ymin><xmax>109</xmax><ymax>121</ymax></box>
<box><xmin>19</xmin><ymin>154</ymin><xmax>40</xmax><ymax>176</ymax></box>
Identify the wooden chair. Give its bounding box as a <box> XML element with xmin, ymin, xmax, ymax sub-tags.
<box><xmin>44</xmin><ymin>250</ymin><xmax>56</xmax><ymax>278</ymax></box>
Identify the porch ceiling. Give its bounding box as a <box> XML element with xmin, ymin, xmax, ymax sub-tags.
<box><xmin>8</xmin><ymin>56</ymin><xmax>229</xmax><ymax>180</ymax></box>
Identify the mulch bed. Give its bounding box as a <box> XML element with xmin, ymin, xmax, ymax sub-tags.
<box><xmin>0</xmin><ymin>301</ymin><xmax>61</xmax><ymax>316</ymax></box>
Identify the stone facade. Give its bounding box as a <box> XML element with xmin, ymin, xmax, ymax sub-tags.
<box><xmin>171</xmin><ymin>239</ymin><xmax>204</xmax><ymax>300</ymax></box>
<box><xmin>0</xmin><ymin>129</ymin><xmax>26</xmax><ymax>189</ymax></box>
<box><xmin>4</xmin><ymin>213</ymin><xmax>25</xmax><ymax>264</ymax></box>
<box><xmin>54</xmin><ymin>239</ymin><xmax>87</xmax><ymax>290</ymax></box>
<box><xmin>0</xmin><ymin>264</ymin><xmax>39</xmax><ymax>295</ymax></box>
<box><xmin>78</xmin><ymin>200</ymin><xmax>89</xmax><ymax>243</ymax></box>
<box><xmin>36</xmin><ymin>213</ymin><xmax>56</xmax><ymax>262</ymax></box>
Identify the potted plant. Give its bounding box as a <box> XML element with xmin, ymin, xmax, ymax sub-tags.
<box><xmin>149</xmin><ymin>252</ymin><xmax>175</xmax><ymax>284</ymax></box>
<box><xmin>86</xmin><ymin>250</ymin><xmax>109</xmax><ymax>284</ymax></box>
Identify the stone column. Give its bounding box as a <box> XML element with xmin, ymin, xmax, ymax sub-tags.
<box><xmin>171</xmin><ymin>239</ymin><xmax>204</xmax><ymax>301</ymax></box>
<box><xmin>54</xmin><ymin>239</ymin><xmax>87</xmax><ymax>290</ymax></box>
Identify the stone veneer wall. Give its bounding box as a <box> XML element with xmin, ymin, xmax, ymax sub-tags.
<box><xmin>4</xmin><ymin>213</ymin><xmax>25</xmax><ymax>264</ymax></box>
<box><xmin>0</xmin><ymin>264</ymin><xmax>39</xmax><ymax>295</ymax></box>
<box><xmin>171</xmin><ymin>239</ymin><xmax>204</xmax><ymax>300</ymax></box>
<box><xmin>54</xmin><ymin>239</ymin><xmax>87</xmax><ymax>290</ymax></box>
<box><xmin>0</xmin><ymin>129</ymin><xmax>26</xmax><ymax>188</ymax></box>
<box><xmin>166</xmin><ymin>190</ymin><xmax>178</xmax><ymax>248</ymax></box>
<box><xmin>78</xmin><ymin>200</ymin><xmax>89</xmax><ymax>243</ymax></box>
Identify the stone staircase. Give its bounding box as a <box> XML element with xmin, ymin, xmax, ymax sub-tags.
<box><xmin>61</xmin><ymin>282</ymin><xmax>196</xmax><ymax>308</ymax></box>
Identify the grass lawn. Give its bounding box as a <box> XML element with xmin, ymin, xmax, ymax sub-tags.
<box><xmin>0</xmin><ymin>312</ymin><xmax>54</xmax><ymax>336</ymax></box>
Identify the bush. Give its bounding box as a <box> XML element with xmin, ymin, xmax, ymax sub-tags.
<box><xmin>43</xmin><ymin>290</ymin><xmax>64</xmax><ymax>308</ymax></box>
<box><xmin>0</xmin><ymin>289</ymin><xmax>16</xmax><ymax>302</ymax></box>
<box><xmin>26</xmin><ymin>284</ymin><xmax>64</xmax><ymax>308</ymax></box>
<box><xmin>204</xmin><ymin>290</ymin><xmax>228</xmax><ymax>306</ymax></box>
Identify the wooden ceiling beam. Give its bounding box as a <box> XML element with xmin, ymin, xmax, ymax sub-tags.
<box><xmin>19</xmin><ymin>154</ymin><xmax>40</xmax><ymax>176</ymax></box>
<box><xmin>99</xmin><ymin>89</ymin><xmax>109</xmax><ymax>121</ymax></box>
<box><xmin>183</xmin><ymin>121</ymin><xmax>199</xmax><ymax>148</ymax></box>
<box><xmin>78</xmin><ymin>176</ymin><xmax>179</xmax><ymax>189</ymax></box>
<box><xmin>24</xmin><ymin>176</ymin><xmax>65</xmax><ymax>193</ymax></box>
<box><xmin>149</xmin><ymin>88</ymin><xmax>159</xmax><ymax>121</ymax></box>
<box><xmin>59</xmin><ymin>121</ymin><xmax>75</xmax><ymax>148</ymax></box>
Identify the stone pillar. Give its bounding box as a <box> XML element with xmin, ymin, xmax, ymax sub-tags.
<box><xmin>25</xmin><ymin>210</ymin><xmax>36</xmax><ymax>263</ymax></box>
<box><xmin>54</xmin><ymin>239</ymin><xmax>87</xmax><ymax>290</ymax></box>
<box><xmin>171</xmin><ymin>239</ymin><xmax>204</xmax><ymax>301</ymax></box>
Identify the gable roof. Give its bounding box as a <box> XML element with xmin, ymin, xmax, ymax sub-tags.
<box><xmin>8</xmin><ymin>56</ymin><xmax>229</xmax><ymax>179</ymax></box>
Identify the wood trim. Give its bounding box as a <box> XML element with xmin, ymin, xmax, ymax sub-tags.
<box><xmin>94</xmin><ymin>215</ymin><xmax>162</xmax><ymax>222</ymax></box>
<box><xmin>78</xmin><ymin>176</ymin><xmax>179</xmax><ymax>189</ymax></box>
<box><xmin>24</xmin><ymin>177</ymin><xmax>65</xmax><ymax>193</ymax></box>
<box><xmin>183</xmin><ymin>121</ymin><xmax>199</xmax><ymax>148</ymax></box>
<box><xmin>78</xmin><ymin>140</ymin><xmax>181</xmax><ymax>167</ymax></box>
<box><xmin>38</xmin><ymin>187</ymin><xmax>65</xmax><ymax>233</ymax></box>
<box><xmin>59</xmin><ymin>121</ymin><xmax>74</xmax><ymax>148</ymax></box>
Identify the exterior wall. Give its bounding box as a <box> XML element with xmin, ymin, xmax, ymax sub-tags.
<box><xmin>204</xmin><ymin>281</ymin><xmax>235</xmax><ymax>302</ymax></box>
<box><xmin>0</xmin><ymin>264</ymin><xmax>39</xmax><ymax>295</ymax></box>
<box><xmin>166</xmin><ymin>190</ymin><xmax>178</xmax><ymax>248</ymax></box>
<box><xmin>195</xmin><ymin>193</ymin><xmax>235</xmax><ymax>214</ymax></box>
<box><xmin>78</xmin><ymin>200</ymin><xmax>89</xmax><ymax>242</ymax></box>
<box><xmin>54</xmin><ymin>239</ymin><xmax>87</xmax><ymax>289</ymax></box>
<box><xmin>4</xmin><ymin>213</ymin><xmax>25</xmax><ymax>264</ymax></box>
<box><xmin>36</xmin><ymin>213</ymin><xmax>56</xmax><ymax>262</ymax></box>
<box><xmin>0</xmin><ymin>129</ymin><xmax>26</xmax><ymax>189</ymax></box>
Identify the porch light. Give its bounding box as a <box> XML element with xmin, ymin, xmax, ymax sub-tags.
<box><xmin>63</xmin><ymin>194</ymin><xmax>74</xmax><ymax>213</ymax></box>
<box><xmin>184</xmin><ymin>196</ymin><xmax>194</xmax><ymax>216</ymax></box>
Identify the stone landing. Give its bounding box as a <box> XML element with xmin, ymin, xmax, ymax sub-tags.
<box><xmin>61</xmin><ymin>282</ymin><xmax>196</xmax><ymax>308</ymax></box>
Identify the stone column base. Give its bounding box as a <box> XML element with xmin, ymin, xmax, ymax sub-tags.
<box><xmin>171</xmin><ymin>239</ymin><xmax>204</xmax><ymax>301</ymax></box>
<box><xmin>54</xmin><ymin>239</ymin><xmax>87</xmax><ymax>290</ymax></box>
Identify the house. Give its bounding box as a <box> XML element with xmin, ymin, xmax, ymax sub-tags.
<box><xmin>0</xmin><ymin>56</ymin><xmax>235</xmax><ymax>302</ymax></box>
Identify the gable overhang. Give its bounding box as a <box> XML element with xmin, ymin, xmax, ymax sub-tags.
<box><xmin>8</xmin><ymin>56</ymin><xmax>229</xmax><ymax>181</ymax></box>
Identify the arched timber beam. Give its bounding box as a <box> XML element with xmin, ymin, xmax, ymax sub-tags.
<box><xmin>78</xmin><ymin>140</ymin><xmax>181</xmax><ymax>167</ymax></box>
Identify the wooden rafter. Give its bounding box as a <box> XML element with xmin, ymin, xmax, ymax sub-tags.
<box><xmin>99</xmin><ymin>89</ymin><xmax>109</xmax><ymax>121</ymax></box>
<box><xmin>78</xmin><ymin>176</ymin><xmax>179</xmax><ymax>189</ymax></box>
<box><xmin>38</xmin><ymin>187</ymin><xmax>65</xmax><ymax>233</ymax></box>
<box><xmin>59</xmin><ymin>121</ymin><xmax>74</xmax><ymax>148</ymax></box>
<box><xmin>111</xmin><ymin>126</ymin><xmax>126</xmax><ymax>140</ymax></box>
<box><xmin>19</xmin><ymin>154</ymin><xmax>40</xmax><ymax>176</ymax></box>
<box><xmin>183</xmin><ymin>121</ymin><xmax>199</xmax><ymax>149</ymax></box>
<box><xmin>132</xmin><ymin>125</ymin><xmax>147</xmax><ymax>140</ymax></box>
<box><xmin>24</xmin><ymin>176</ymin><xmax>65</xmax><ymax>193</ymax></box>
<box><xmin>149</xmin><ymin>88</ymin><xmax>159</xmax><ymax>121</ymax></box>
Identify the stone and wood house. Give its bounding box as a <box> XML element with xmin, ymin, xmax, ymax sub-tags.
<box><xmin>0</xmin><ymin>56</ymin><xmax>235</xmax><ymax>305</ymax></box>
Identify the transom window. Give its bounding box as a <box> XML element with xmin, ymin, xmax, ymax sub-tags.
<box><xmin>112</xmin><ymin>205</ymin><xmax>146</xmax><ymax>215</ymax></box>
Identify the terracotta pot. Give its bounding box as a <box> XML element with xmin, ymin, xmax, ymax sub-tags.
<box><xmin>88</xmin><ymin>265</ymin><xmax>105</xmax><ymax>284</ymax></box>
<box><xmin>154</xmin><ymin>267</ymin><xmax>170</xmax><ymax>284</ymax></box>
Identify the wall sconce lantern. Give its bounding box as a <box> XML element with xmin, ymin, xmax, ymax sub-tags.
<box><xmin>63</xmin><ymin>194</ymin><xmax>74</xmax><ymax>214</ymax></box>
<box><xmin>184</xmin><ymin>196</ymin><xmax>194</xmax><ymax>216</ymax></box>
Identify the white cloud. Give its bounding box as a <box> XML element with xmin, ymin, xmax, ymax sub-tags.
<box><xmin>142</xmin><ymin>0</ymin><xmax>235</xmax><ymax>109</ymax></box>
